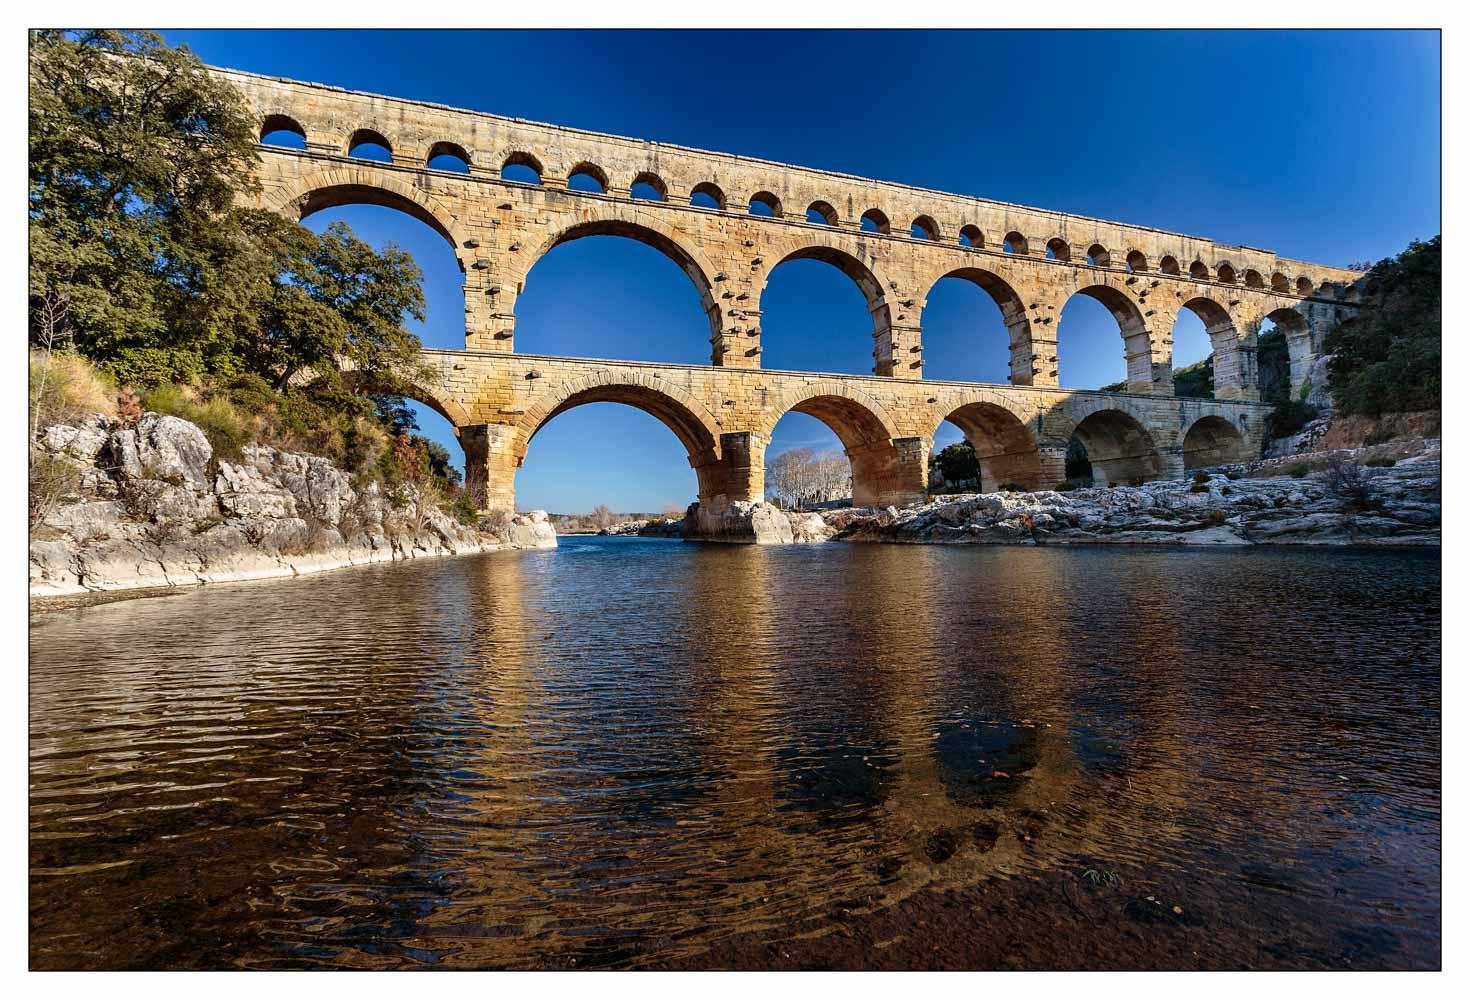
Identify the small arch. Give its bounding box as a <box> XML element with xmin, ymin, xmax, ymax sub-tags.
<box><xmin>347</xmin><ymin>128</ymin><xmax>393</xmax><ymax>162</ymax></box>
<box><xmin>958</xmin><ymin>224</ymin><xmax>983</xmax><ymax>248</ymax></box>
<box><xmin>1189</xmin><ymin>260</ymin><xmax>1210</xmax><ymax>281</ymax></box>
<box><xmin>567</xmin><ymin>162</ymin><xmax>608</xmax><ymax>193</ymax></box>
<box><xmin>1045</xmin><ymin>238</ymin><xmax>1071</xmax><ymax>262</ymax></box>
<box><xmin>1066</xmin><ymin>407</ymin><xmax>1164</xmax><ymax>486</ymax></box>
<box><xmin>1296</xmin><ymin>276</ymin><xmax>1314</xmax><ymax>296</ymax></box>
<box><xmin>1243</xmin><ymin>269</ymin><xmax>1265</xmax><ymax>289</ymax></box>
<box><xmin>1320</xmin><ymin>280</ymin><xmax>1341</xmax><ymax>299</ymax></box>
<box><xmin>1125</xmin><ymin>250</ymin><xmax>1148</xmax><ymax>273</ymax></box>
<box><xmin>1086</xmin><ymin>244</ymin><xmax>1111</xmax><ymax>267</ymax></box>
<box><xmin>935</xmin><ymin>399</ymin><xmax>1041</xmax><ymax>491</ymax></box>
<box><xmin>911</xmin><ymin>215</ymin><xmax>940</xmax><ymax>241</ymax></box>
<box><xmin>501</xmin><ymin>151</ymin><xmax>543</xmax><ymax>185</ymax></box>
<box><xmin>426</xmin><ymin>141</ymin><xmax>471</xmax><ymax>173</ymax></box>
<box><xmin>1160</xmin><ymin>255</ymin><xmax>1181</xmax><ymax>276</ymax></box>
<box><xmin>765</xmin><ymin>389</ymin><xmax>903</xmax><ymax>507</ymax></box>
<box><xmin>1216</xmin><ymin>262</ymin><xmax>1237</xmax><ymax>285</ymax></box>
<box><xmin>1003</xmin><ymin>232</ymin><xmax>1028</xmax><ymax>255</ymax></box>
<box><xmin>259</xmin><ymin>114</ymin><xmax>306</xmax><ymax>149</ymax></box>
<box><xmin>1183</xmin><ymin>415</ymin><xmax>1251</xmax><ymax>469</ymax></box>
<box><xmin>690</xmin><ymin>182</ymin><xmax>725</xmax><ymax>210</ymax></box>
<box><xmin>1271</xmin><ymin>272</ymin><xmax>1290</xmax><ymax>292</ymax></box>
<box><xmin>631</xmin><ymin>172</ymin><xmax>667</xmax><ymax>201</ymax></box>
<box><xmin>748</xmin><ymin>191</ymin><xmax>782</xmax><ymax>217</ymax></box>
<box><xmin>807</xmin><ymin>200</ymin><xmax>838</xmax><ymax>226</ymax></box>
<box><xmin>861</xmin><ymin>209</ymin><xmax>890</xmax><ymax>234</ymax></box>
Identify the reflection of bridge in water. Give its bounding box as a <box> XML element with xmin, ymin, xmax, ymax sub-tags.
<box><xmin>224</xmin><ymin>65</ymin><xmax>1365</xmax><ymax>512</ymax></box>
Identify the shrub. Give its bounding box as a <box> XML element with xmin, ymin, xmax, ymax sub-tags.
<box><xmin>1287</xmin><ymin>463</ymin><xmax>1310</xmax><ymax>479</ymax></box>
<box><xmin>1189</xmin><ymin>482</ymin><xmax>1209</xmax><ymax>494</ymax></box>
<box><xmin>140</xmin><ymin>384</ymin><xmax>251</xmax><ymax>463</ymax></box>
<box><xmin>450</xmin><ymin>492</ymin><xmax>479</xmax><ymax>527</ymax></box>
<box><xmin>1053</xmin><ymin>481</ymin><xmax>1079</xmax><ymax>492</ymax></box>
<box><xmin>997</xmin><ymin>482</ymin><xmax>1028</xmax><ymax>493</ymax></box>
<box><xmin>1324</xmin><ymin>452</ymin><xmax>1375</xmax><ymax>512</ymax></box>
<box><xmin>1364</xmin><ymin>427</ymin><xmax>1396</xmax><ymax>447</ymax></box>
<box><xmin>1225</xmin><ymin>471</ymin><xmax>1242</xmax><ymax>480</ymax></box>
<box><xmin>29</xmin><ymin>349</ymin><xmax>117</xmax><ymax>436</ymax></box>
<box><xmin>29</xmin><ymin>451</ymin><xmax>81</xmax><ymax>531</ymax></box>
<box><xmin>1364</xmin><ymin>457</ymin><xmax>1397</xmax><ymax>468</ymax></box>
<box><xmin>1266</xmin><ymin>400</ymin><xmax>1320</xmax><ymax>440</ymax></box>
<box><xmin>1192</xmin><ymin>472</ymin><xmax>1210</xmax><ymax>485</ymax></box>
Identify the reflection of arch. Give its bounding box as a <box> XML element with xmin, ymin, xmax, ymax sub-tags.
<box><xmin>1062</xmin><ymin>404</ymin><xmax>1164</xmax><ymax>486</ymax></box>
<box><xmin>269</xmin><ymin>168</ymin><xmax>470</xmax><ymax>270</ymax></box>
<box><xmin>1182</xmin><ymin>415</ymin><xmax>1250</xmax><ymax>468</ymax></box>
<box><xmin>764</xmin><ymin>386</ymin><xmax>902</xmax><ymax>507</ymax></box>
<box><xmin>934</xmin><ymin>396</ymin><xmax>1042</xmax><ymax>490</ymax></box>
<box><xmin>922</xmin><ymin>266</ymin><xmax>1033</xmax><ymax>384</ymax></box>
<box><xmin>522</xmin><ymin>212</ymin><xmax>725</xmax><ymax>354</ymax></box>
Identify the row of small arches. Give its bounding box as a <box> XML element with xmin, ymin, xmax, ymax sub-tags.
<box><xmin>258</xmin><ymin>116</ymin><xmax>1347</xmax><ymax>301</ymax></box>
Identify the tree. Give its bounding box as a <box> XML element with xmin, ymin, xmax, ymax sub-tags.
<box><xmin>931</xmin><ymin>440</ymin><xmax>980</xmax><ymax>487</ymax></box>
<box><xmin>1323</xmin><ymin>236</ymin><xmax>1441</xmax><ymax>418</ymax></box>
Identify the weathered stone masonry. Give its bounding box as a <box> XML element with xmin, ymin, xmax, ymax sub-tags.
<box><xmin>220</xmin><ymin>65</ymin><xmax>1365</xmax><ymax>513</ymax></box>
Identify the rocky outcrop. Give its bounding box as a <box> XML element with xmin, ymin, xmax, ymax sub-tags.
<box><xmin>678</xmin><ymin>450</ymin><xmax>1439</xmax><ymax>547</ymax></box>
<box><xmin>600</xmin><ymin>517</ymin><xmax>684</xmax><ymax>537</ymax></box>
<box><xmin>30</xmin><ymin>412</ymin><xmax>555</xmax><ymax>598</ymax></box>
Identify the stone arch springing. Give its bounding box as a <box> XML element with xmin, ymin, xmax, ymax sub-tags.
<box><xmin>259</xmin><ymin>113</ymin><xmax>306</xmax><ymax>147</ymax></box>
<box><xmin>762</xmin><ymin>242</ymin><xmax>893</xmax><ymax>373</ymax></box>
<box><xmin>922</xmin><ymin>266</ymin><xmax>1037</xmax><ymax>385</ymax></box>
<box><xmin>347</xmin><ymin>128</ymin><xmax>393</xmax><ymax>161</ymax></box>
<box><xmin>1174</xmin><ymin>296</ymin><xmax>1250</xmax><ymax>400</ymax></box>
<box><xmin>1189</xmin><ymin>260</ymin><xmax>1210</xmax><ymax>281</ymax></box>
<box><xmin>502</xmin><ymin>151</ymin><xmax>543</xmax><ymax>184</ymax></box>
<box><xmin>521</xmin><ymin>214</ymin><xmax>726</xmax><ymax>363</ymax></box>
<box><xmin>933</xmin><ymin>397</ymin><xmax>1042</xmax><ymax>491</ymax></box>
<box><xmin>807</xmin><ymin>200</ymin><xmax>838</xmax><ymax>226</ymax></box>
<box><xmin>1182</xmin><ymin>414</ymin><xmax>1251</xmax><ymax>469</ymax></box>
<box><xmin>690</xmin><ymin>181</ymin><xmax>725</xmax><ymax>209</ymax></box>
<box><xmin>749</xmin><ymin>190</ymin><xmax>782</xmax><ymax>217</ymax></box>
<box><xmin>1086</xmin><ymin>244</ymin><xmax>1111</xmax><ymax>267</ymax></box>
<box><xmin>959</xmin><ymin>224</ymin><xmax>983</xmax><ymax>248</ymax></box>
<box><xmin>567</xmin><ymin>161</ymin><xmax>609</xmax><ymax>193</ymax></box>
<box><xmin>1217</xmin><ymin>262</ymin><xmax>1237</xmax><ymax>285</ymax></box>
<box><xmin>1126</xmin><ymin>250</ymin><xmax>1149</xmax><ymax>273</ymax></box>
<box><xmin>1064</xmin><ymin>284</ymin><xmax>1155</xmax><ymax>392</ymax></box>
<box><xmin>1160</xmin><ymin>255</ymin><xmax>1181</xmax><ymax>276</ymax></box>
<box><xmin>631</xmin><ymin>171</ymin><xmax>667</xmax><ymax>201</ymax></box>
<box><xmin>1271</xmin><ymin>271</ymin><xmax>1290</xmax><ymax>292</ymax></box>
<box><xmin>513</xmin><ymin>375</ymin><xmax>728</xmax><ymax>508</ymax></box>
<box><xmin>1244</xmin><ymin>269</ymin><xmax>1265</xmax><ymax>289</ymax></box>
<box><xmin>1046</xmin><ymin>238</ymin><xmax>1071</xmax><ymax>261</ymax></box>
<box><xmin>764</xmin><ymin>387</ymin><xmax>911</xmax><ymax>507</ymax></box>
<box><xmin>1295</xmin><ymin>276</ymin><xmax>1314</xmax><ymax>296</ymax></box>
<box><xmin>861</xmin><ymin>209</ymin><xmax>890</xmax><ymax>234</ymax></box>
<box><xmin>1003</xmin><ymin>231</ymin><xmax>1028</xmax><ymax>255</ymax></box>
<box><xmin>426</xmin><ymin>140</ymin><xmax>471</xmax><ymax>173</ymax></box>
<box><xmin>1064</xmin><ymin>405</ymin><xmax>1165</xmax><ymax>486</ymax></box>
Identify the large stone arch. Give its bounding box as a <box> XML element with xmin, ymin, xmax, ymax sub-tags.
<box><xmin>929</xmin><ymin>389</ymin><xmax>1043</xmax><ymax>490</ymax></box>
<box><xmin>265</xmin><ymin>164</ymin><xmax>472</xmax><ymax>270</ymax></box>
<box><xmin>1063</xmin><ymin>283</ymin><xmax>1158</xmax><ymax>394</ymax></box>
<box><xmin>1260</xmin><ymin>306</ymin><xmax>1316</xmax><ymax>398</ymax></box>
<box><xmin>757</xmin><ymin>235</ymin><xmax>899</xmax><ymax>375</ymax></box>
<box><xmin>1182</xmin><ymin>414</ymin><xmax>1252</xmax><ymax>469</ymax></box>
<box><xmin>761</xmin><ymin>383</ymin><xmax>919</xmax><ymax>507</ymax></box>
<box><xmin>1174</xmin><ymin>294</ymin><xmax>1256</xmax><ymax>400</ymax></box>
<box><xmin>516</xmin><ymin>209</ymin><xmax>727</xmax><ymax>363</ymax></box>
<box><xmin>1054</xmin><ymin>398</ymin><xmax>1167</xmax><ymax>486</ymax></box>
<box><xmin>919</xmin><ymin>265</ymin><xmax>1039</xmax><ymax>386</ymax></box>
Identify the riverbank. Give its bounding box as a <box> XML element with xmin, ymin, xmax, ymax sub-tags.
<box><xmin>29</xmin><ymin>411</ymin><xmax>556</xmax><ymax>599</ymax></box>
<box><xmin>681</xmin><ymin>443</ymin><xmax>1440</xmax><ymax>547</ymax></box>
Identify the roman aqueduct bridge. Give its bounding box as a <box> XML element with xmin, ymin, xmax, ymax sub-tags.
<box><xmin>221</xmin><ymin>65</ymin><xmax>1365</xmax><ymax>513</ymax></box>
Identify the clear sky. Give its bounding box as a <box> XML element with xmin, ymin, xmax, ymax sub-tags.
<box><xmin>164</xmin><ymin>29</ymin><xmax>1441</xmax><ymax>513</ymax></box>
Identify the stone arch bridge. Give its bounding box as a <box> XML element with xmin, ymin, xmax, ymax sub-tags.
<box><xmin>222</xmin><ymin>65</ymin><xmax>1365</xmax><ymax>514</ymax></box>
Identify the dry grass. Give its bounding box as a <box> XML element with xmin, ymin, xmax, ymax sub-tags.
<box><xmin>30</xmin><ymin>349</ymin><xmax>116</xmax><ymax>437</ymax></box>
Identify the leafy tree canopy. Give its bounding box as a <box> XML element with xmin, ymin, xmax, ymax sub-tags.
<box><xmin>1324</xmin><ymin>236</ymin><xmax>1441</xmax><ymax>417</ymax></box>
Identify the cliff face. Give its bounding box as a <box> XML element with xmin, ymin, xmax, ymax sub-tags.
<box><xmin>30</xmin><ymin>412</ymin><xmax>555</xmax><ymax>597</ymax></box>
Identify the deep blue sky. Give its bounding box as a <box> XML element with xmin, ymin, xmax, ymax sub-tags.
<box><xmin>165</xmin><ymin>29</ymin><xmax>1440</xmax><ymax>512</ymax></box>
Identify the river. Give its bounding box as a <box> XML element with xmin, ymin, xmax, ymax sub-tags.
<box><xmin>29</xmin><ymin>538</ymin><xmax>1441</xmax><ymax>970</ymax></box>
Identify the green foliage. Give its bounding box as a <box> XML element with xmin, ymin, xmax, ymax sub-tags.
<box><xmin>1266</xmin><ymin>400</ymin><xmax>1320</xmax><ymax>440</ymax></box>
<box><xmin>1323</xmin><ymin>236</ymin><xmax>1441</xmax><ymax>417</ymax></box>
<box><xmin>930</xmin><ymin>440</ymin><xmax>980</xmax><ymax>486</ymax></box>
<box><xmin>1189</xmin><ymin>482</ymin><xmax>1209</xmax><ymax>493</ymax></box>
<box><xmin>1065</xmin><ymin>436</ymin><xmax>1091</xmax><ymax>481</ymax></box>
<box><xmin>1364</xmin><ymin>457</ymin><xmax>1397</xmax><ymax>468</ymax></box>
<box><xmin>997</xmin><ymin>482</ymin><xmax>1027</xmax><ymax>493</ymax></box>
<box><xmin>1287</xmin><ymin>463</ymin><xmax>1310</xmax><ymax>479</ymax></box>
<box><xmin>1256</xmin><ymin>328</ymin><xmax>1291</xmax><ymax>404</ymax></box>
<box><xmin>1171</xmin><ymin>356</ymin><xmax>1214</xmax><ymax>399</ymax></box>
